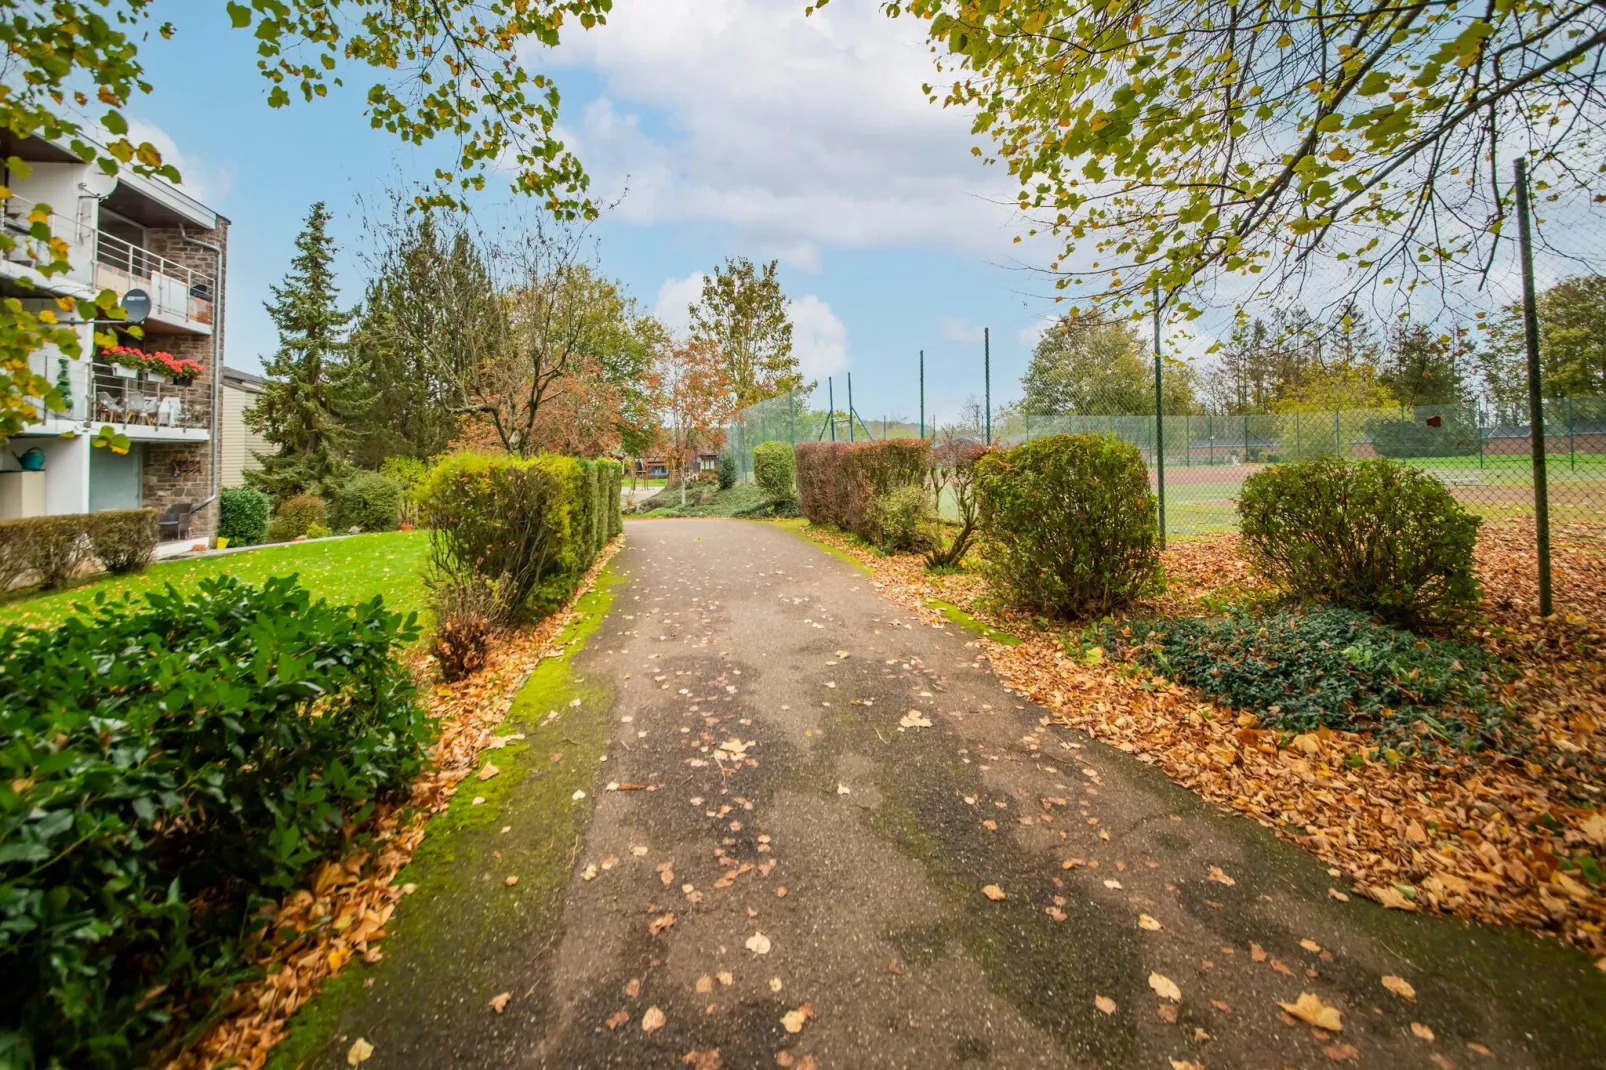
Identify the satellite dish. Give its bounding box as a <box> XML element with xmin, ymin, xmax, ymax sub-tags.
<box><xmin>122</xmin><ymin>288</ymin><xmax>151</xmax><ymax>323</ymax></box>
<box><xmin>77</xmin><ymin>171</ymin><xmax>117</xmax><ymax>199</ymax></box>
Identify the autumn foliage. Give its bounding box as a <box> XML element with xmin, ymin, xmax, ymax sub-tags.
<box><xmin>794</xmin><ymin>439</ymin><xmax>931</xmax><ymax>543</ymax></box>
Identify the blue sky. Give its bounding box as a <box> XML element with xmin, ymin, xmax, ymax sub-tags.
<box><xmin>130</xmin><ymin>0</ymin><xmax>1066</xmax><ymax>425</ymax></box>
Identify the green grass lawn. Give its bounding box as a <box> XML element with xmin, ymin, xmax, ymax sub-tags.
<box><xmin>2</xmin><ymin>531</ymin><xmax>431</xmax><ymax>631</ymax></box>
<box><xmin>634</xmin><ymin>482</ymin><xmax>783</xmax><ymax>518</ymax></box>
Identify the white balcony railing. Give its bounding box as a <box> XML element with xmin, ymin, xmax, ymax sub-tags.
<box><xmin>93</xmin><ymin>230</ymin><xmax>215</xmax><ymax>327</ymax></box>
<box><xmin>1</xmin><ymin>195</ymin><xmax>94</xmax><ymax>279</ymax></box>
<box><xmin>22</xmin><ymin>357</ymin><xmax>209</xmax><ymax>432</ymax></box>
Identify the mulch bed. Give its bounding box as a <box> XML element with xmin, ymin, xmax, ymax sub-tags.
<box><xmin>170</xmin><ymin>540</ymin><xmax>624</xmax><ymax>1070</ymax></box>
<box><xmin>798</xmin><ymin>521</ymin><xmax>1606</xmax><ymax>966</ymax></box>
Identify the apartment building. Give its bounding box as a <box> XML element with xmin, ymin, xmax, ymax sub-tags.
<box><xmin>0</xmin><ymin>131</ymin><xmax>227</xmax><ymax>537</ymax></box>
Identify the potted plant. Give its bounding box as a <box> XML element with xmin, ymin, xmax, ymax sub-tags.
<box><xmin>99</xmin><ymin>345</ymin><xmax>203</xmax><ymax>385</ymax></box>
<box><xmin>103</xmin><ymin>345</ymin><xmax>141</xmax><ymax>378</ymax></box>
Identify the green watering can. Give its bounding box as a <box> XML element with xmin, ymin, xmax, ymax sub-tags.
<box><xmin>11</xmin><ymin>447</ymin><xmax>45</xmax><ymax>471</ymax></box>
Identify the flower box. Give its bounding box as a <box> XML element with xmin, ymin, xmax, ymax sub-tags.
<box><xmin>111</xmin><ymin>363</ymin><xmax>138</xmax><ymax>379</ymax></box>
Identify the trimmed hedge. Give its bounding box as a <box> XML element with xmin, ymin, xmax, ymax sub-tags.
<box><xmin>974</xmin><ymin>434</ymin><xmax>1160</xmax><ymax>617</ymax></box>
<box><xmin>416</xmin><ymin>454</ymin><xmax>620</xmax><ymax>622</ymax></box>
<box><xmin>0</xmin><ymin>509</ymin><xmax>157</xmax><ymax>589</ymax></box>
<box><xmin>266</xmin><ymin>494</ymin><xmax>327</xmax><ymax>543</ymax></box>
<box><xmin>86</xmin><ymin>508</ymin><xmax>157</xmax><ymax>574</ymax></box>
<box><xmin>0</xmin><ymin>576</ymin><xmax>426</xmax><ymax>1067</ymax></box>
<box><xmin>329</xmin><ymin>472</ymin><xmax>403</xmax><ymax>533</ymax></box>
<box><xmin>1237</xmin><ymin>456</ymin><xmax>1482</xmax><ymax>627</ymax></box>
<box><xmin>218</xmin><ymin>486</ymin><xmax>271</xmax><ymax>545</ymax></box>
<box><xmin>794</xmin><ymin>439</ymin><xmax>931</xmax><ymax>543</ymax></box>
<box><xmin>753</xmin><ymin>441</ymin><xmax>796</xmax><ymax>502</ymax></box>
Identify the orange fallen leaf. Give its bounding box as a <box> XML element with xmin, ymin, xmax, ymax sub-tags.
<box><xmin>1411</xmin><ymin>1021</ymin><xmax>1435</xmax><ymax>1041</ymax></box>
<box><xmin>695</xmin><ymin>975</ymin><xmax>714</xmax><ymax>995</ymax></box>
<box><xmin>1095</xmin><ymin>994</ymin><xmax>1117</xmax><ymax>1015</ymax></box>
<box><xmin>681</xmin><ymin>1050</ymin><xmax>722</xmax><ymax>1070</ymax></box>
<box><xmin>1323</xmin><ymin>1042</ymin><xmax>1360</xmax><ymax>1062</ymax></box>
<box><xmin>605</xmin><ymin>1010</ymin><xmax>629</xmax><ymax>1030</ymax></box>
<box><xmin>476</xmin><ymin>763</ymin><xmax>499</xmax><ymax>781</ymax></box>
<box><xmin>1381</xmin><ymin>975</ymin><xmax>1416</xmax><ymax>1001</ymax></box>
<box><xmin>1138</xmin><ymin>914</ymin><xmax>1163</xmax><ymax>931</ymax></box>
<box><xmin>780</xmin><ymin>1003</ymin><xmax>815</xmax><ymax>1033</ymax></box>
<box><xmin>1208</xmin><ymin>865</ymin><xmax>1236</xmax><ymax>886</ymax></box>
<box><xmin>489</xmin><ymin>992</ymin><xmax>511</xmax><ymax>1014</ymax></box>
<box><xmin>982</xmin><ymin>884</ymin><xmax>1007</xmax><ymax>901</ymax></box>
<box><xmin>642</xmin><ymin>1006</ymin><xmax>667</xmax><ymax>1033</ymax></box>
<box><xmin>649</xmin><ymin>913</ymin><xmax>676</xmax><ymax>935</ymax></box>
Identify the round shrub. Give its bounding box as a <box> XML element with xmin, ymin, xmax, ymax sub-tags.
<box><xmin>217</xmin><ymin>486</ymin><xmax>270</xmax><ymax>545</ymax></box>
<box><xmin>265</xmin><ymin>494</ymin><xmax>327</xmax><ymax>543</ymax></box>
<box><xmin>717</xmin><ymin>451</ymin><xmax>737</xmax><ymax>490</ymax></box>
<box><xmin>329</xmin><ymin>472</ymin><xmax>403</xmax><ymax>533</ymax></box>
<box><xmin>974</xmin><ymin>433</ymin><xmax>1160</xmax><ymax>617</ymax></box>
<box><xmin>753</xmin><ymin>440</ymin><xmax>796</xmax><ymax>502</ymax></box>
<box><xmin>875</xmin><ymin>483</ymin><xmax>936</xmax><ymax>552</ymax></box>
<box><xmin>86</xmin><ymin>508</ymin><xmax>157</xmax><ymax>574</ymax></box>
<box><xmin>1237</xmin><ymin>456</ymin><xmax>1481</xmax><ymax>627</ymax></box>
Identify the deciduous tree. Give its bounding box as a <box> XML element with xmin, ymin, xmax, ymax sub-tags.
<box><xmin>658</xmin><ymin>338</ymin><xmax>734</xmax><ymax>507</ymax></box>
<box><xmin>689</xmin><ymin>258</ymin><xmax>801</xmax><ymax>410</ymax></box>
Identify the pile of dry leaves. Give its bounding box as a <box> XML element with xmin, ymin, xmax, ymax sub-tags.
<box><xmin>169</xmin><ymin>541</ymin><xmax>622</xmax><ymax>1070</ymax></box>
<box><xmin>800</xmin><ymin>522</ymin><xmax>1606</xmax><ymax>964</ymax></box>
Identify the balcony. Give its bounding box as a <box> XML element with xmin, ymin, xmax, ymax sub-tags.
<box><xmin>16</xmin><ymin>358</ymin><xmax>210</xmax><ymax>442</ymax></box>
<box><xmin>0</xmin><ymin>195</ymin><xmax>95</xmax><ymax>288</ymax></box>
<box><xmin>93</xmin><ymin>230</ymin><xmax>215</xmax><ymax>333</ymax></box>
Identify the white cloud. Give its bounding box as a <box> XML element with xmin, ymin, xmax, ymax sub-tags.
<box><xmin>939</xmin><ymin>316</ymin><xmax>986</xmax><ymax>344</ymax></box>
<box><xmin>126</xmin><ymin>119</ymin><xmax>233</xmax><ymax>205</ymax></box>
<box><xmin>543</xmin><ymin>0</ymin><xmax>1025</xmax><ymax>258</ymax></box>
<box><xmin>787</xmin><ymin>294</ymin><xmax>849</xmax><ymax>379</ymax></box>
<box><xmin>654</xmin><ymin>271</ymin><xmax>706</xmax><ymax>336</ymax></box>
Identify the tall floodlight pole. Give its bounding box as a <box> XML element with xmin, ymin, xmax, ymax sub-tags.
<box><xmin>919</xmin><ymin>350</ymin><xmax>925</xmax><ymax>440</ymax></box>
<box><xmin>828</xmin><ymin>377</ymin><xmax>836</xmax><ymax>442</ymax></box>
<box><xmin>983</xmin><ymin>327</ymin><xmax>991</xmax><ymax>445</ymax></box>
<box><xmin>1515</xmin><ymin>156</ymin><xmax>1552</xmax><ymax>616</ymax></box>
<box><xmin>1153</xmin><ymin>294</ymin><xmax>1167</xmax><ymax>550</ymax></box>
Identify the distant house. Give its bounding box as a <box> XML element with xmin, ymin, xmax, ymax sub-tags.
<box><xmin>0</xmin><ymin>130</ymin><xmax>228</xmax><ymax>536</ymax></box>
<box><xmin>632</xmin><ymin>453</ymin><xmax>718</xmax><ymax>479</ymax></box>
<box><xmin>218</xmin><ymin>366</ymin><xmax>272</xmax><ymax>488</ymax></box>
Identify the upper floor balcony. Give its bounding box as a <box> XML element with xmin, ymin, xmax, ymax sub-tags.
<box><xmin>14</xmin><ymin>353</ymin><xmax>211</xmax><ymax>443</ymax></box>
<box><xmin>0</xmin><ymin>194</ymin><xmax>216</xmax><ymax>335</ymax></box>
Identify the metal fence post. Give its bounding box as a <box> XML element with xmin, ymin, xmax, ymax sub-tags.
<box><xmin>789</xmin><ymin>390</ymin><xmax>796</xmax><ymax>445</ymax></box>
<box><xmin>1153</xmin><ymin>299</ymin><xmax>1166</xmax><ymax>548</ymax></box>
<box><xmin>984</xmin><ymin>327</ymin><xmax>992</xmax><ymax>445</ymax></box>
<box><xmin>1476</xmin><ymin>404</ymin><xmax>1485</xmax><ymax>469</ymax></box>
<box><xmin>1333</xmin><ymin>409</ymin><xmax>1342</xmax><ymax>458</ymax></box>
<box><xmin>1568</xmin><ymin>396</ymin><xmax>1576</xmax><ymax>471</ymax></box>
<box><xmin>919</xmin><ymin>350</ymin><xmax>925</xmax><ymax>440</ymax></box>
<box><xmin>828</xmin><ymin>377</ymin><xmax>836</xmax><ymax>442</ymax></box>
<box><xmin>847</xmin><ymin>372</ymin><xmax>855</xmax><ymax>443</ymax></box>
<box><xmin>1515</xmin><ymin>155</ymin><xmax>1553</xmax><ymax>616</ymax></box>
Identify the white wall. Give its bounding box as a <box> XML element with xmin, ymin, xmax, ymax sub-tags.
<box><xmin>34</xmin><ymin>434</ymin><xmax>89</xmax><ymax>514</ymax></box>
<box><xmin>8</xmin><ymin>160</ymin><xmax>96</xmax><ymax>285</ymax></box>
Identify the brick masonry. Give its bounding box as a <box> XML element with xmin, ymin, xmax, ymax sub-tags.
<box><xmin>135</xmin><ymin>219</ymin><xmax>228</xmax><ymax>535</ymax></box>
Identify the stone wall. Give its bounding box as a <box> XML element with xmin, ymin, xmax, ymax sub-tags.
<box><xmin>136</xmin><ymin>219</ymin><xmax>228</xmax><ymax>535</ymax></box>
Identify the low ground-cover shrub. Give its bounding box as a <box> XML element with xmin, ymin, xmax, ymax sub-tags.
<box><xmin>266</xmin><ymin>493</ymin><xmax>327</xmax><ymax>543</ymax></box>
<box><xmin>1237</xmin><ymin>456</ymin><xmax>1481</xmax><ymax>628</ymax></box>
<box><xmin>218</xmin><ymin>486</ymin><xmax>271</xmax><ymax>545</ymax></box>
<box><xmin>753</xmin><ymin>441</ymin><xmax>796</xmax><ymax>503</ymax></box>
<box><xmin>795</xmin><ymin>439</ymin><xmax>930</xmax><ymax>545</ymax></box>
<box><xmin>330</xmin><ymin>471</ymin><xmax>403</xmax><ymax>533</ymax></box>
<box><xmin>416</xmin><ymin>453</ymin><xmax>620</xmax><ymax>623</ymax></box>
<box><xmin>875</xmin><ymin>483</ymin><xmax>937</xmax><ymax>552</ymax></box>
<box><xmin>0</xmin><ymin>575</ymin><xmax>426</xmax><ymax>1067</ymax></box>
<box><xmin>974</xmin><ymin>434</ymin><xmax>1160</xmax><ymax>616</ymax></box>
<box><xmin>86</xmin><ymin>507</ymin><xmax>157</xmax><ymax>574</ymax></box>
<box><xmin>1113</xmin><ymin>605</ymin><xmax>1509</xmax><ymax>752</ymax></box>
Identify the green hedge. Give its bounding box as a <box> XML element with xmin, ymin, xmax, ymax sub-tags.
<box><xmin>1238</xmin><ymin>456</ymin><xmax>1482</xmax><ymax>627</ymax></box>
<box><xmin>266</xmin><ymin>493</ymin><xmax>327</xmax><ymax>543</ymax></box>
<box><xmin>329</xmin><ymin>472</ymin><xmax>403</xmax><ymax>533</ymax></box>
<box><xmin>0</xmin><ymin>576</ymin><xmax>426</xmax><ymax>1067</ymax></box>
<box><xmin>218</xmin><ymin>487</ymin><xmax>271</xmax><ymax>545</ymax></box>
<box><xmin>416</xmin><ymin>454</ymin><xmax>620</xmax><ymax>621</ymax></box>
<box><xmin>0</xmin><ymin>509</ymin><xmax>157</xmax><ymax>589</ymax></box>
<box><xmin>974</xmin><ymin>434</ymin><xmax>1160</xmax><ymax>617</ymax></box>
<box><xmin>753</xmin><ymin>441</ymin><xmax>796</xmax><ymax>502</ymax></box>
<box><xmin>794</xmin><ymin>439</ymin><xmax>931</xmax><ymax>542</ymax></box>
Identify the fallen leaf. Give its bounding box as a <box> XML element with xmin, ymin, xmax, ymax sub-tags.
<box><xmin>477</xmin><ymin>763</ymin><xmax>500</xmax><ymax>781</ymax></box>
<box><xmin>1411</xmin><ymin>1021</ymin><xmax>1435</xmax><ymax>1041</ymax></box>
<box><xmin>837</xmin><ymin>783</ymin><xmax>851</xmax><ymax>795</ymax></box>
<box><xmin>769</xmin><ymin>977</ymin><xmax>784</xmax><ymax>992</ymax></box>
<box><xmin>746</xmin><ymin>932</ymin><xmax>772</xmax><ymax>955</ymax></box>
<box><xmin>1278</xmin><ymin>992</ymin><xmax>1343</xmax><ymax>1031</ymax></box>
<box><xmin>1250</xmin><ymin>942</ymin><xmax>1267</xmax><ymax>962</ymax></box>
<box><xmin>346</xmin><ymin>1038</ymin><xmax>374</xmax><ymax>1066</ymax></box>
<box><xmin>1328</xmin><ymin>888</ymin><xmax>1350</xmax><ymax>902</ymax></box>
<box><xmin>681</xmin><ymin>1050</ymin><xmax>722</xmax><ymax>1070</ymax></box>
<box><xmin>1138</xmin><ymin>914</ymin><xmax>1163</xmax><ymax>931</ymax></box>
<box><xmin>489</xmin><ymin>992</ymin><xmax>511</xmax><ymax>1014</ymax></box>
<box><xmin>1104</xmin><ymin>879</ymin><xmax>1123</xmax><ymax>890</ymax></box>
<box><xmin>1095</xmin><ymin>994</ymin><xmax>1118</xmax><ymax>1015</ymax></box>
<box><xmin>1210</xmin><ymin>999</ymin><xmax>1233</xmax><ymax>1013</ymax></box>
<box><xmin>780</xmin><ymin>1003</ymin><xmax>815</xmax><ymax>1033</ymax></box>
<box><xmin>625</xmin><ymin>978</ymin><xmax>642</xmax><ymax>999</ymax></box>
<box><xmin>1208</xmin><ymin>865</ymin><xmax>1236</xmax><ymax>886</ymax></box>
<box><xmin>1323</xmin><ymin>1042</ymin><xmax>1360</xmax><ymax>1062</ymax></box>
<box><xmin>899</xmin><ymin>711</ymin><xmax>932</xmax><ymax>728</ymax></box>
<box><xmin>1149</xmin><ymin>972</ymin><xmax>1181</xmax><ymax>1002</ymax></box>
<box><xmin>1372</xmin><ymin>884</ymin><xmax>1418</xmax><ymax>911</ymax></box>
<box><xmin>606</xmin><ymin>1010</ymin><xmax>630</xmax><ymax>1030</ymax></box>
<box><xmin>649</xmin><ymin>913</ymin><xmax>676</xmax><ymax>935</ymax></box>
<box><xmin>572</xmin><ymin>789</ymin><xmax>587</xmax><ymax>801</ymax></box>
<box><xmin>1157</xmin><ymin>1003</ymin><xmax>1178</xmax><ymax>1023</ymax></box>
<box><xmin>695</xmin><ymin>975</ymin><xmax>714</xmax><ymax>995</ymax></box>
<box><xmin>1466</xmin><ymin>1042</ymin><xmax>1491</xmax><ymax>1056</ymax></box>
<box><xmin>1300</xmin><ymin>938</ymin><xmax>1322</xmax><ymax>953</ymax></box>
<box><xmin>1169</xmin><ymin>1061</ymin><xmax>1204</xmax><ymax>1070</ymax></box>
<box><xmin>642</xmin><ymin>1006</ymin><xmax>667</xmax><ymax>1034</ymax></box>
<box><xmin>717</xmin><ymin>971</ymin><xmax>734</xmax><ymax>986</ymax></box>
<box><xmin>1382</xmin><ymin>975</ymin><xmax>1416</xmax><ymax>1001</ymax></box>
<box><xmin>982</xmin><ymin>884</ymin><xmax>1007</xmax><ymax>901</ymax></box>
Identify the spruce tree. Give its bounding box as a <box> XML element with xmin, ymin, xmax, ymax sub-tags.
<box><xmin>245</xmin><ymin>202</ymin><xmax>369</xmax><ymax>503</ymax></box>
